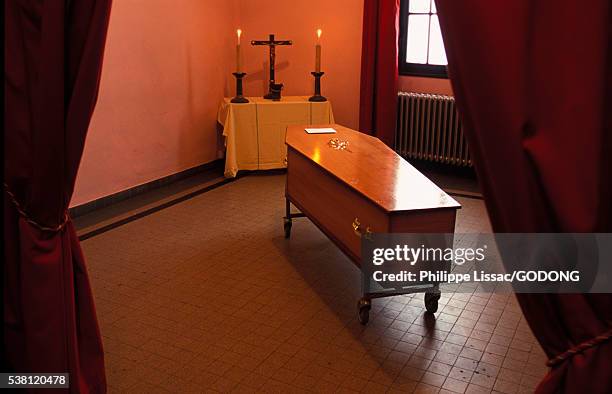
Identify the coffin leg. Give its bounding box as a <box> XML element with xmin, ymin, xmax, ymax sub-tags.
<box><xmin>283</xmin><ymin>217</ymin><xmax>292</xmax><ymax>239</ymax></box>
<box><xmin>424</xmin><ymin>287</ymin><xmax>441</xmax><ymax>314</ymax></box>
<box><xmin>357</xmin><ymin>297</ymin><xmax>372</xmax><ymax>325</ymax></box>
<box><xmin>284</xmin><ymin>198</ymin><xmax>292</xmax><ymax>239</ymax></box>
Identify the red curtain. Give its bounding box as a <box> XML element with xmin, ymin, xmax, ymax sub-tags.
<box><xmin>359</xmin><ymin>0</ymin><xmax>400</xmax><ymax>147</ymax></box>
<box><xmin>435</xmin><ymin>0</ymin><xmax>612</xmax><ymax>392</ymax></box>
<box><xmin>4</xmin><ymin>0</ymin><xmax>112</xmax><ymax>392</ymax></box>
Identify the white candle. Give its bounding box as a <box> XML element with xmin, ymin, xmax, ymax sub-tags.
<box><xmin>315</xmin><ymin>29</ymin><xmax>322</xmax><ymax>72</ymax></box>
<box><xmin>236</xmin><ymin>29</ymin><xmax>242</xmax><ymax>72</ymax></box>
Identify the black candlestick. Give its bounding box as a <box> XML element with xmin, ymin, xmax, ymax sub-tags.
<box><xmin>231</xmin><ymin>72</ymin><xmax>249</xmax><ymax>103</ymax></box>
<box><xmin>309</xmin><ymin>71</ymin><xmax>327</xmax><ymax>102</ymax></box>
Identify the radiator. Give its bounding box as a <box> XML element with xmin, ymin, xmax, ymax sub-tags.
<box><xmin>395</xmin><ymin>92</ymin><xmax>472</xmax><ymax>167</ymax></box>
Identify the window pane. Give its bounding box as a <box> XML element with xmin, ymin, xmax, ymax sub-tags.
<box><xmin>409</xmin><ymin>0</ymin><xmax>430</xmax><ymax>13</ymax></box>
<box><xmin>427</xmin><ymin>15</ymin><xmax>447</xmax><ymax>65</ymax></box>
<box><xmin>431</xmin><ymin>0</ymin><xmax>437</xmax><ymax>13</ymax></box>
<box><xmin>406</xmin><ymin>15</ymin><xmax>430</xmax><ymax>64</ymax></box>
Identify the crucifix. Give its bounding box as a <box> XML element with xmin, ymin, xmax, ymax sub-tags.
<box><xmin>251</xmin><ymin>34</ymin><xmax>292</xmax><ymax>100</ymax></box>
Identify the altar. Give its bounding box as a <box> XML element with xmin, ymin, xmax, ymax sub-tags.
<box><xmin>218</xmin><ymin>96</ymin><xmax>333</xmax><ymax>177</ymax></box>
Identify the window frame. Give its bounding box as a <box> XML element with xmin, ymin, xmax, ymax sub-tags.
<box><xmin>398</xmin><ymin>0</ymin><xmax>448</xmax><ymax>78</ymax></box>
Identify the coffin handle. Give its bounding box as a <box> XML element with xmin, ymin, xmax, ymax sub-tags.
<box><xmin>352</xmin><ymin>218</ymin><xmax>372</xmax><ymax>240</ymax></box>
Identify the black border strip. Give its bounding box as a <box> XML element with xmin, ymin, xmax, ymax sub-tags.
<box><xmin>78</xmin><ymin>176</ymin><xmax>234</xmax><ymax>241</ymax></box>
<box><xmin>447</xmin><ymin>191</ymin><xmax>484</xmax><ymax>200</ymax></box>
<box><xmin>70</xmin><ymin>159</ymin><xmax>223</xmax><ymax>218</ymax></box>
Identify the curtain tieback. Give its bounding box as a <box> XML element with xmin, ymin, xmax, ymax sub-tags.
<box><xmin>4</xmin><ymin>183</ymin><xmax>70</xmax><ymax>232</ymax></box>
<box><xmin>547</xmin><ymin>326</ymin><xmax>612</xmax><ymax>367</ymax></box>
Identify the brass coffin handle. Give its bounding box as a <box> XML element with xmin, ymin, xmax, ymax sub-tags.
<box><xmin>352</xmin><ymin>218</ymin><xmax>373</xmax><ymax>240</ymax></box>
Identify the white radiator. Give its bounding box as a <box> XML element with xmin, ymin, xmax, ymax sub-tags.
<box><xmin>396</xmin><ymin>92</ymin><xmax>472</xmax><ymax>167</ymax></box>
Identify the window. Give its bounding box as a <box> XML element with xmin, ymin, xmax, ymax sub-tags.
<box><xmin>399</xmin><ymin>0</ymin><xmax>448</xmax><ymax>78</ymax></box>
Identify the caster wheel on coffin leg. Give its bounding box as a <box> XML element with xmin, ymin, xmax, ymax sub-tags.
<box><xmin>424</xmin><ymin>291</ymin><xmax>441</xmax><ymax>314</ymax></box>
<box><xmin>283</xmin><ymin>218</ymin><xmax>292</xmax><ymax>239</ymax></box>
<box><xmin>357</xmin><ymin>298</ymin><xmax>372</xmax><ymax>325</ymax></box>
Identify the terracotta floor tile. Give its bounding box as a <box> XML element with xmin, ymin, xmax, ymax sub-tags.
<box><xmin>422</xmin><ymin>371</ymin><xmax>447</xmax><ymax>387</ymax></box>
<box><xmin>493</xmin><ymin>378</ymin><xmax>520</xmax><ymax>394</ymax></box>
<box><xmin>414</xmin><ymin>382</ymin><xmax>442</xmax><ymax>393</ymax></box>
<box><xmin>455</xmin><ymin>357</ymin><xmax>479</xmax><ymax>372</ymax></box>
<box><xmin>80</xmin><ymin>174</ymin><xmax>549</xmax><ymax>394</ymax></box>
<box><xmin>443</xmin><ymin>376</ymin><xmax>469</xmax><ymax>393</ymax></box>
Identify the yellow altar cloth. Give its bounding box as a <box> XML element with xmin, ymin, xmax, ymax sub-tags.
<box><xmin>217</xmin><ymin>96</ymin><xmax>334</xmax><ymax>177</ymax></box>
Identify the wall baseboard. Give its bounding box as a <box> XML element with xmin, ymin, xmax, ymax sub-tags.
<box><xmin>69</xmin><ymin>159</ymin><xmax>224</xmax><ymax>218</ymax></box>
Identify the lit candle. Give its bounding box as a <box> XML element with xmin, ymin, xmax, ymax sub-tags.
<box><xmin>236</xmin><ymin>29</ymin><xmax>242</xmax><ymax>72</ymax></box>
<box><xmin>315</xmin><ymin>29</ymin><xmax>322</xmax><ymax>72</ymax></box>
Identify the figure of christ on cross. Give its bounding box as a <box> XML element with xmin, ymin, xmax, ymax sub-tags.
<box><xmin>251</xmin><ymin>34</ymin><xmax>292</xmax><ymax>100</ymax></box>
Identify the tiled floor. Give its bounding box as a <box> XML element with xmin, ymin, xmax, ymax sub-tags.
<box><xmin>81</xmin><ymin>174</ymin><xmax>548</xmax><ymax>393</ymax></box>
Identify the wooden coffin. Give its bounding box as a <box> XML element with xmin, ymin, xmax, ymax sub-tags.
<box><xmin>285</xmin><ymin>124</ymin><xmax>461</xmax><ymax>265</ymax></box>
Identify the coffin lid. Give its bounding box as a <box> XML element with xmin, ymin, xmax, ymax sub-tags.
<box><xmin>286</xmin><ymin>124</ymin><xmax>461</xmax><ymax>213</ymax></box>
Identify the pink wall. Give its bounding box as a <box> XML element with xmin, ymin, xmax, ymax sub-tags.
<box><xmin>72</xmin><ymin>0</ymin><xmax>363</xmax><ymax>207</ymax></box>
<box><xmin>72</xmin><ymin>0</ymin><xmax>237</xmax><ymax>206</ymax></box>
<box><xmin>236</xmin><ymin>0</ymin><xmax>364</xmax><ymax>130</ymax></box>
<box><xmin>399</xmin><ymin>76</ymin><xmax>453</xmax><ymax>96</ymax></box>
<box><xmin>73</xmin><ymin>0</ymin><xmax>447</xmax><ymax>207</ymax></box>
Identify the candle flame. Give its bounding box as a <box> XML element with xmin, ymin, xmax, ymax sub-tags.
<box><xmin>237</xmin><ymin>29</ymin><xmax>242</xmax><ymax>38</ymax></box>
<box><xmin>317</xmin><ymin>29</ymin><xmax>322</xmax><ymax>39</ymax></box>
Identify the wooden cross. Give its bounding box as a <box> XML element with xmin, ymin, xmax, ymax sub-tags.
<box><xmin>251</xmin><ymin>34</ymin><xmax>292</xmax><ymax>99</ymax></box>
